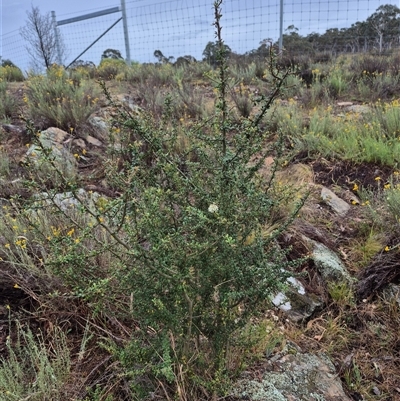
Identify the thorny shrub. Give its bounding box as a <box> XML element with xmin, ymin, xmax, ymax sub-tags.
<box><xmin>8</xmin><ymin>1</ymin><xmax>305</xmax><ymax>399</ymax></box>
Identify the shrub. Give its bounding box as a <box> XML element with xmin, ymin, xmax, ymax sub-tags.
<box><xmin>18</xmin><ymin>2</ymin><xmax>304</xmax><ymax>399</ymax></box>
<box><xmin>351</xmin><ymin>54</ymin><xmax>390</xmax><ymax>77</ymax></box>
<box><xmin>126</xmin><ymin>63</ymin><xmax>176</xmax><ymax>88</ymax></box>
<box><xmin>68</xmin><ymin>60</ymin><xmax>97</xmax><ymax>81</ymax></box>
<box><xmin>24</xmin><ymin>64</ymin><xmax>101</xmax><ymax>130</ymax></box>
<box><xmin>0</xmin><ymin>65</ymin><xmax>24</xmax><ymax>82</ymax></box>
<box><xmin>0</xmin><ymin>81</ymin><xmax>18</xmax><ymax>121</ymax></box>
<box><xmin>96</xmin><ymin>58</ymin><xmax>128</xmax><ymax>80</ymax></box>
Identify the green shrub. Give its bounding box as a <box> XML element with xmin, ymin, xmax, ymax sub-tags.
<box><xmin>326</xmin><ymin>66</ymin><xmax>351</xmax><ymax>98</ymax></box>
<box><xmin>0</xmin><ymin>81</ymin><xmax>18</xmax><ymax>120</ymax></box>
<box><xmin>96</xmin><ymin>58</ymin><xmax>128</xmax><ymax>80</ymax></box>
<box><xmin>125</xmin><ymin>63</ymin><xmax>175</xmax><ymax>87</ymax></box>
<box><xmin>19</xmin><ymin>2</ymin><xmax>304</xmax><ymax>398</ymax></box>
<box><xmin>288</xmin><ymin>101</ymin><xmax>400</xmax><ymax>166</ymax></box>
<box><xmin>25</xmin><ymin>64</ymin><xmax>101</xmax><ymax>130</ymax></box>
<box><xmin>0</xmin><ymin>65</ymin><xmax>24</xmax><ymax>82</ymax></box>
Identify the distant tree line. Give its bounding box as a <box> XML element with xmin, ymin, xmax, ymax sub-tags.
<box><xmin>248</xmin><ymin>4</ymin><xmax>400</xmax><ymax>57</ymax></box>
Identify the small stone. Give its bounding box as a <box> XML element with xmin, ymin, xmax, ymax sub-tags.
<box><xmin>372</xmin><ymin>386</ymin><xmax>381</xmax><ymax>396</ymax></box>
<box><xmin>347</xmin><ymin>104</ymin><xmax>370</xmax><ymax>114</ymax></box>
<box><xmin>86</xmin><ymin>135</ymin><xmax>103</xmax><ymax>147</ymax></box>
<box><xmin>73</xmin><ymin>138</ymin><xmax>86</xmax><ymax>149</ymax></box>
<box><xmin>321</xmin><ymin>186</ymin><xmax>350</xmax><ymax>216</ymax></box>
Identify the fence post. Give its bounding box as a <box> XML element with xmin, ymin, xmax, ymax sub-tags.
<box><xmin>51</xmin><ymin>11</ymin><xmax>63</xmax><ymax>65</ymax></box>
<box><xmin>120</xmin><ymin>0</ymin><xmax>131</xmax><ymax>65</ymax></box>
<box><xmin>278</xmin><ymin>0</ymin><xmax>284</xmax><ymax>52</ymax></box>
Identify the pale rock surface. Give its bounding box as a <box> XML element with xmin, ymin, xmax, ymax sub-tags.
<box><xmin>86</xmin><ymin>135</ymin><xmax>103</xmax><ymax>147</ymax></box>
<box><xmin>25</xmin><ymin>127</ymin><xmax>76</xmax><ymax>179</ymax></box>
<box><xmin>272</xmin><ymin>276</ymin><xmax>322</xmax><ymax>322</ymax></box>
<box><xmin>88</xmin><ymin>116</ymin><xmax>110</xmax><ymax>141</ymax></box>
<box><xmin>233</xmin><ymin>348</ymin><xmax>351</xmax><ymax>400</ymax></box>
<box><xmin>304</xmin><ymin>237</ymin><xmax>354</xmax><ymax>285</ymax></box>
<box><xmin>321</xmin><ymin>186</ymin><xmax>350</xmax><ymax>216</ymax></box>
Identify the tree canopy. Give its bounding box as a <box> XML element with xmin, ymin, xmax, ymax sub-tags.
<box><xmin>247</xmin><ymin>3</ymin><xmax>400</xmax><ymax>57</ymax></box>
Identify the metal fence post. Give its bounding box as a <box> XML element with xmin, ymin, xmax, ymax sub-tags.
<box><xmin>278</xmin><ymin>0</ymin><xmax>284</xmax><ymax>52</ymax></box>
<box><xmin>120</xmin><ymin>0</ymin><xmax>131</xmax><ymax>65</ymax></box>
<box><xmin>51</xmin><ymin>11</ymin><xmax>63</xmax><ymax>65</ymax></box>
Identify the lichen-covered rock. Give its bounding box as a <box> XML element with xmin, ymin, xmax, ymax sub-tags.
<box><xmin>34</xmin><ymin>188</ymin><xmax>104</xmax><ymax>214</ymax></box>
<box><xmin>310</xmin><ymin>239</ymin><xmax>354</xmax><ymax>285</ymax></box>
<box><xmin>300</xmin><ymin>235</ymin><xmax>354</xmax><ymax>285</ymax></box>
<box><xmin>25</xmin><ymin>127</ymin><xmax>77</xmax><ymax>181</ymax></box>
<box><xmin>232</xmin><ymin>350</ymin><xmax>351</xmax><ymax>400</ymax></box>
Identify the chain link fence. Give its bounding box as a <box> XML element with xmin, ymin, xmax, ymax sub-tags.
<box><xmin>2</xmin><ymin>0</ymin><xmax>399</xmax><ymax>71</ymax></box>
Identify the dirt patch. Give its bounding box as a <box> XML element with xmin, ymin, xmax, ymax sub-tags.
<box><xmin>311</xmin><ymin>158</ymin><xmax>396</xmax><ymax>190</ymax></box>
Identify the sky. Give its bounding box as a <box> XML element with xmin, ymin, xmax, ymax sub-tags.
<box><xmin>1</xmin><ymin>0</ymin><xmax>399</xmax><ymax>72</ymax></box>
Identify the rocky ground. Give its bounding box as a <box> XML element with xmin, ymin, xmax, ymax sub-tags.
<box><xmin>1</xmin><ymin>80</ymin><xmax>400</xmax><ymax>401</ymax></box>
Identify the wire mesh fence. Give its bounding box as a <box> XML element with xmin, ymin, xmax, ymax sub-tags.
<box><xmin>1</xmin><ymin>0</ymin><xmax>400</xmax><ymax>71</ymax></box>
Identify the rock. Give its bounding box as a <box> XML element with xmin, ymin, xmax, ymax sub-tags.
<box><xmin>25</xmin><ymin>127</ymin><xmax>77</xmax><ymax>180</ymax></box>
<box><xmin>39</xmin><ymin>127</ymin><xmax>69</xmax><ymax>145</ymax></box>
<box><xmin>305</xmin><ymin>237</ymin><xmax>354</xmax><ymax>285</ymax></box>
<box><xmin>272</xmin><ymin>276</ymin><xmax>323</xmax><ymax>322</ymax></box>
<box><xmin>277</xmin><ymin>163</ymin><xmax>314</xmax><ymax>187</ymax></box>
<box><xmin>115</xmin><ymin>94</ymin><xmax>142</xmax><ymax>113</ymax></box>
<box><xmin>321</xmin><ymin>187</ymin><xmax>350</xmax><ymax>217</ymax></box>
<box><xmin>233</xmin><ymin>350</ymin><xmax>351</xmax><ymax>400</ymax></box>
<box><xmin>32</xmin><ymin>189</ymin><xmax>106</xmax><ymax>219</ymax></box>
<box><xmin>1</xmin><ymin>124</ymin><xmax>25</xmax><ymax>135</ymax></box>
<box><xmin>88</xmin><ymin>116</ymin><xmax>110</xmax><ymax>141</ymax></box>
<box><xmin>86</xmin><ymin>135</ymin><xmax>103</xmax><ymax>147</ymax></box>
<box><xmin>346</xmin><ymin>104</ymin><xmax>370</xmax><ymax>114</ymax></box>
<box><xmin>382</xmin><ymin>284</ymin><xmax>400</xmax><ymax>307</ymax></box>
<box><xmin>73</xmin><ymin>138</ymin><xmax>86</xmax><ymax>149</ymax></box>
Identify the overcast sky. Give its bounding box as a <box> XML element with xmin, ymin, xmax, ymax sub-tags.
<box><xmin>1</xmin><ymin>0</ymin><xmax>399</xmax><ymax>71</ymax></box>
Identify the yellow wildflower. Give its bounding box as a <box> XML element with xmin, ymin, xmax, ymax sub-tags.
<box><xmin>15</xmin><ymin>238</ymin><xmax>27</xmax><ymax>249</ymax></box>
<box><xmin>51</xmin><ymin>226</ymin><xmax>61</xmax><ymax>236</ymax></box>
